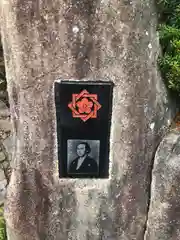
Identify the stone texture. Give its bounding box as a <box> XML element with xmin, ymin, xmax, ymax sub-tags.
<box><xmin>0</xmin><ymin>151</ymin><xmax>5</xmax><ymax>162</ymax></box>
<box><xmin>0</xmin><ymin>168</ymin><xmax>5</xmax><ymax>181</ymax></box>
<box><xmin>145</xmin><ymin>129</ymin><xmax>180</xmax><ymax>240</ymax></box>
<box><xmin>0</xmin><ymin>179</ymin><xmax>7</xmax><ymax>204</ymax></box>
<box><xmin>0</xmin><ymin>100</ymin><xmax>10</xmax><ymax>118</ymax></box>
<box><xmin>0</xmin><ymin>0</ymin><xmax>177</xmax><ymax>240</ymax></box>
<box><xmin>0</xmin><ymin>120</ymin><xmax>12</xmax><ymax>133</ymax></box>
<box><xmin>0</xmin><ymin>99</ymin><xmax>13</xmax><ymax>203</ymax></box>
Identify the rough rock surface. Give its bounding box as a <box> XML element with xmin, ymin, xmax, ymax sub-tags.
<box><xmin>0</xmin><ymin>100</ymin><xmax>12</xmax><ymax>204</ymax></box>
<box><xmin>0</xmin><ymin>0</ymin><xmax>177</xmax><ymax>239</ymax></box>
<box><xmin>145</xmin><ymin>129</ymin><xmax>180</xmax><ymax>240</ymax></box>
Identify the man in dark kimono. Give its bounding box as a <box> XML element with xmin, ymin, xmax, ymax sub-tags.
<box><xmin>69</xmin><ymin>142</ymin><xmax>98</xmax><ymax>175</ymax></box>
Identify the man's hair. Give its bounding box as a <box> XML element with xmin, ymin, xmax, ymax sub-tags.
<box><xmin>77</xmin><ymin>142</ymin><xmax>91</xmax><ymax>154</ymax></box>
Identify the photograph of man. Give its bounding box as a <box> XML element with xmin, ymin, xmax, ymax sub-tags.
<box><xmin>68</xmin><ymin>142</ymin><xmax>98</xmax><ymax>174</ymax></box>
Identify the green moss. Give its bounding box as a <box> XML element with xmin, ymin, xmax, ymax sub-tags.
<box><xmin>0</xmin><ymin>207</ymin><xmax>7</xmax><ymax>240</ymax></box>
<box><xmin>157</xmin><ymin>0</ymin><xmax>180</xmax><ymax>96</ymax></box>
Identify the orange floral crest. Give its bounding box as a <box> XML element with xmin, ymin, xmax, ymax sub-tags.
<box><xmin>68</xmin><ymin>89</ymin><xmax>101</xmax><ymax>122</ymax></box>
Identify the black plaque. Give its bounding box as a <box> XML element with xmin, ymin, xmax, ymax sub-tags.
<box><xmin>54</xmin><ymin>80</ymin><xmax>113</xmax><ymax>178</ymax></box>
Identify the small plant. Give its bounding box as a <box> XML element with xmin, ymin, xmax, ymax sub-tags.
<box><xmin>0</xmin><ymin>206</ymin><xmax>7</xmax><ymax>240</ymax></box>
<box><xmin>157</xmin><ymin>0</ymin><xmax>180</xmax><ymax>95</ymax></box>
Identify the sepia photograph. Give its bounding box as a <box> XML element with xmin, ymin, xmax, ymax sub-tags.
<box><xmin>67</xmin><ymin>139</ymin><xmax>100</xmax><ymax>175</ymax></box>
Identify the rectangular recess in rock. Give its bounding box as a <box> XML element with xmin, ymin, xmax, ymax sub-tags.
<box><xmin>54</xmin><ymin>80</ymin><xmax>113</xmax><ymax>179</ymax></box>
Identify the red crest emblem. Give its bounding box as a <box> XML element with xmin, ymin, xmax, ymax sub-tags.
<box><xmin>68</xmin><ymin>89</ymin><xmax>101</xmax><ymax>122</ymax></box>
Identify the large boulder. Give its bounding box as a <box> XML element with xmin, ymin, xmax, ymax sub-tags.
<box><xmin>0</xmin><ymin>0</ymin><xmax>177</xmax><ymax>239</ymax></box>
<box><xmin>145</xmin><ymin>129</ymin><xmax>180</xmax><ymax>240</ymax></box>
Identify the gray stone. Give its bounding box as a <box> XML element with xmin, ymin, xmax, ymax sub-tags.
<box><xmin>0</xmin><ymin>119</ymin><xmax>12</xmax><ymax>139</ymax></box>
<box><xmin>0</xmin><ymin>109</ymin><xmax>10</xmax><ymax>119</ymax></box>
<box><xmin>0</xmin><ymin>168</ymin><xmax>5</xmax><ymax>181</ymax></box>
<box><xmin>145</xmin><ymin>130</ymin><xmax>180</xmax><ymax>240</ymax></box>
<box><xmin>0</xmin><ymin>100</ymin><xmax>8</xmax><ymax>110</ymax></box>
<box><xmin>0</xmin><ymin>91</ymin><xmax>9</xmax><ymax>105</ymax></box>
<box><xmin>6</xmin><ymin>227</ymin><xmax>24</xmax><ymax>240</ymax></box>
<box><xmin>0</xmin><ymin>100</ymin><xmax>10</xmax><ymax>118</ymax></box>
<box><xmin>3</xmin><ymin>134</ymin><xmax>14</xmax><ymax>162</ymax></box>
<box><xmin>0</xmin><ymin>179</ymin><xmax>7</xmax><ymax>205</ymax></box>
<box><xmin>0</xmin><ymin>0</ymin><xmax>177</xmax><ymax>239</ymax></box>
<box><xmin>0</xmin><ymin>151</ymin><xmax>5</xmax><ymax>162</ymax></box>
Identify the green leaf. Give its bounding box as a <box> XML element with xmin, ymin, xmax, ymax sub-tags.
<box><xmin>157</xmin><ymin>0</ymin><xmax>180</xmax><ymax>96</ymax></box>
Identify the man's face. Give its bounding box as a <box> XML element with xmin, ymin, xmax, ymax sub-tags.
<box><xmin>77</xmin><ymin>144</ymin><xmax>86</xmax><ymax>157</ymax></box>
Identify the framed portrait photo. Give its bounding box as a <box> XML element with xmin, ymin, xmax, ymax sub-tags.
<box><xmin>67</xmin><ymin>139</ymin><xmax>100</xmax><ymax>175</ymax></box>
<box><xmin>54</xmin><ymin>80</ymin><xmax>113</xmax><ymax>178</ymax></box>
